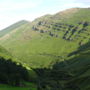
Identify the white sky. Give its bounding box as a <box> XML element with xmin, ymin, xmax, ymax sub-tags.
<box><xmin>0</xmin><ymin>0</ymin><xmax>90</xmax><ymax>30</ymax></box>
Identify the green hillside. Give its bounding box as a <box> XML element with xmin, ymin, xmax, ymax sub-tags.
<box><xmin>0</xmin><ymin>8</ymin><xmax>90</xmax><ymax>68</ymax></box>
<box><xmin>0</xmin><ymin>45</ymin><xmax>11</xmax><ymax>59</ymax></box>
<box><xmin>0</xmin><ymin>8</ymin><xmax>90</xmax><ymax>90</ymax></box>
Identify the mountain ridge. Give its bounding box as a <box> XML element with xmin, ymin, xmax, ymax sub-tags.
<box><xmin>0</xmin><ymin>7</ymin><xmax>90</xmax><ymax>68</ymax></box>
<box><xmin>0</xmin><ymin>20</ymin><xmax>30</xmax><ymax>37</ymax></box>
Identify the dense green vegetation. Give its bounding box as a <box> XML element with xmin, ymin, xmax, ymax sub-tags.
<box><xmin>0</xmin><ymin>8</ymin><xmax>90</xmax><ymax>90</ymax></box>
<box><xmin>0</xmin><ymin>57</ymin><xmax>30</xmax><ymax>86</ymax></box>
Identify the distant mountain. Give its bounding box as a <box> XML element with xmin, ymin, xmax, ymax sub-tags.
<box><xmin>0</xmin><ymin>20</ymin><xmax>29</xmax><ymax>37</ymax></box>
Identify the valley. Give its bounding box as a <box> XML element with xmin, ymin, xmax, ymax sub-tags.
<box><xmin>0</xmin><ymin>8</ymin><xmax>90</xmax><ymax>90</ymax></box>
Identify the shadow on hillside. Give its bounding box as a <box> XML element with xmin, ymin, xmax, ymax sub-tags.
<box><xmin>0</xmin><ymin>57</ymin><xmax>30</xmax><ymax>86</ymax></box>
<box><xmin>34</xmin><ymin>42</ymin><xmax>90</xmax><ymax>90</ymax></box>
<box><xmin>68</xmin><ymin>41</ymin><xmax>90</xmax><ymax>57</ymax></box>
<box><xmin>34</xmin><ymin>57</ymin><xmax>90</xmax><ymax>90</ymax></box>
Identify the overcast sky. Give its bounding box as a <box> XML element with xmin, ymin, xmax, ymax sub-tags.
<box><xmin>0</xmin><ymin>0</ymin><xmax>90</xmax><ymax>30</ymax></box>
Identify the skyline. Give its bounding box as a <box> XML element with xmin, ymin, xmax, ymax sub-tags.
<box><xmin>0</xmin><ymin>0</ymin><xmax>90</xmax><ymax>30</ymax></box>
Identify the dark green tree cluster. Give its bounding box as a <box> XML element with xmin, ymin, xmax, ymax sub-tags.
<box><xmin>0</xmin><ymin>57</ymin><xmax>29</xmax><ymax>86</ymax></box>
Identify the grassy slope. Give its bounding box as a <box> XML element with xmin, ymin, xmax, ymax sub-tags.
<box><xmin>0</xmin><ymin>8</ymin><xmax>90</xmax><ymax>68</ymax></box>
<box><xmin>0</xmin><ymin>45</ymin><xmax>12</xmax><ymax>59</ymax></box>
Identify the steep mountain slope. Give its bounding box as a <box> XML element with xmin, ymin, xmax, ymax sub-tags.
<box><xmin>0</xmin><ymin>8</ymin><xmax>90</xmax><ymax>68</ymax></box>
